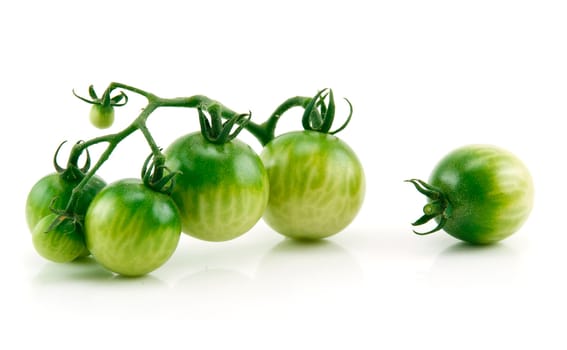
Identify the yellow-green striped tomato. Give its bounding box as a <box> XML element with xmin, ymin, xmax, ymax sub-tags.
<box><xmin>164</xmin><ymin>132</ymin><xmax>269</xmax><ymax>242</ymax></box>
<box><xmin>407</xmin><ymin>144</ymin><xmax>534</xmax><ymax>244</ymax></box>
<box><xmin>32</xmin><ymin>214</ymin><xmax>88</xmax><ymax>263</ymax></box>
<box><xmin>85</xmin><ymin>179</ymin><xmax>181</xmax><ymax>276</ymax></box>
<box><xmin>260</xmin><ymin>131</ymin><xmax>365</xmax><ymax>240</ymax></box>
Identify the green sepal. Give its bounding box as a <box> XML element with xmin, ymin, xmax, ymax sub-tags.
<box><xmin>405</xmin><ymin>179</ymin><xmax>449</xmax><ymax>235</ymax></box>
<box><xmin>319</xmin><ymin>89</ymin><xmax>335</xmax><ymax>133</ymax></box>
<box><xmin>53</xmin><ymin>140</ymin><xmax>92</xmax><ymax>182</ymax></box>
<box><xmin>330</xmin><ymin>98</ymin><xmax>353</xmax><ymax>135</ymax></box>
<box><xmin>73</xmin><ymin>85</ymin><xmax>129</xmax><ymax>109</ymax></box>
<box><xmin>141</xmin><ymin>151</ymin><xmax>179</xmax><ymax>195</ymax></box>
<box><xmin>88</xmin><ymin>85</ymin><xmax>98</xmax><ymax>100</ymax></box>
<box><xmin>301</xmin><ymin>89</ymin><xmax>353</xmax><ymax>135</ymax></box>
<box><xmin>302</xmin><ymin>89</ymin><xmax>329</xmax><ymax>132</ymax></box>
<box><xmin>198</xmin><ymin>106</ymin><xmax>251</xmax><ymax>145</ymax></box>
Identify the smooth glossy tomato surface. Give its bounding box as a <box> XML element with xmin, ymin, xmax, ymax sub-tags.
<box><xmin>32</xmin><ymin>214</ymin><xmax>88</xmax><ymax>263</ymax></box>
<box><xmin>26</xmin><ymin>173</ymin><xmax>106</xmax><ymax>231</ymax></box>
<box><xmin>89</xmin><ymin>104</ymin><xmax>115</xmax><ymax>129</ymax></box>
<box><xmin>424</xmin><ymin>144</ymin><xmax>534</xmax><ymax>244</ymax></box>
<box><xmin>261</xmin><ymin>131</ymin><xmax>365</xmax><ymax>240</ymax></box>
<box><xmin>85</xmin><ymin>179</ymin><xmax>181</xmax><ymax>276</ymax></box>
<box><xmin>165</xmin><ymin>132</ymin><xmax>269</xmax><ymax>242</ymax></box>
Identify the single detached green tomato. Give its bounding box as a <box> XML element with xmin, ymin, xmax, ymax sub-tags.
<box><xmin>32</xmin><ymin>214</ymin><xmax>87</xmax><ymax>263</ymax></box>
<box><xmin>26</xmin><ymin>173</ymin><xmax>106</xmax><ymax>231</ymax></box>
<box><xmin>261</xmin><ymin>131</ymin><xmax>365</xmax><ymax>240</ymax></box>
<box><xmin>408</xmin><ymin>144</ymin><xmax>534</xmax><ymax>244</ymax></box>
<box><xmin>89</xmin><ymin>104</ymin><xmax>115</xmax><ymax>129</ymax></box>
<box><xmin>85</xmin><ymin>179</ymin><xmax>181</xmax><ymax>277</ymax></box>
<box><xmin>164</xmin><ymin>132</ymin><xmax>269</xmax><ymax>242</ymax></box>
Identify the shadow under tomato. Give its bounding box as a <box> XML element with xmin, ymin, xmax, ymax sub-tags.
<box><xmin>31</xmin><ymin>257</ymin><xmax>169</xmax><ymax>319</ymax></box>
<box><xmin>32</xmin><ymin>256</ymin><xmax>166</xmax><ymax>286</ymax></box>
<box><xmin>426</xmin><ymin>240</ymin><xmax>521</xmax><ymax>288</ymax></box>
<box><xmin>254</xmin><ymin>237</ymin><xmax>364</xmax><ymax>296</ymax></box>
<box><xmin>169</xmin><ymin>268</ymin><xmax>255</xmax><ymax>319</ymax></box>
<box><xmin>32</xmin><ymin>256</ymin><xmax>114</xmax><ymax>283</ymax></box>
<box><xmin>175</xmin><ymin>268</ymin><xmax>252</xmax><ymax>292</ymax></box>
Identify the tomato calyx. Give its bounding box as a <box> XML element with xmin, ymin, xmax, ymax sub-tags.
<box><xmin>198</xmin><ymin>105</ymin><xmax>251</xmax><ymax>145</ymax></box>
<box><xmin>53</xmin><ymin>140</ymin><xmax>92</xmax><ymax>182</ymax></box>
<box><xmin>302</xmin><ymin>89</ymin><xmax>353</xmax><ymax>135</ymax></box>
<box><xmin>73</xmin><ymin>85</ymin><xmax>128</xmax><ymax>129</ymax></box>
<box><xmin>50</xmin><ymin>141</ymin><xmax>106</xmax><ymax>224</ymax></box>
<box><xmin>44</xmin><ymin>196</ymin><xmax>85</xmax><ymax>235</ymax></box>
<box><xmin>405</xmin><ymin>179</ymin><xmax>449</xmax><ymax>235</ymax></box>
<box><xmin>141</xmin><ymin>152</ymin><xmax>178</xmax><ymax>195</ymax></box>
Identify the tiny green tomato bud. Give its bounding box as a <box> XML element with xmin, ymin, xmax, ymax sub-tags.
<box><xmin>89</xmin><ymin>104</ymin><xmax>115</xmax><ymax>129</ymax></box>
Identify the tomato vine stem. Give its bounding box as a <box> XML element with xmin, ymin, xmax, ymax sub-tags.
<box><xmin>63</xmin><ymin>82</ymin><xmax>348</xmax><ymax>217</ymax></box>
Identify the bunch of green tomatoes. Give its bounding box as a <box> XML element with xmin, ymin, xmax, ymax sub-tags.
<box><xmin>25</xmin><ymin>83</ymin><xmax>534</xmax><ymax>277</ymax></box>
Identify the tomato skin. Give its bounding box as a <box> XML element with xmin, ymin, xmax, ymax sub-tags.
<box><xmin>260</xmin><ymin>131</ymin><xmax>365</xmax><ymax>240</ymax></box>
<box><xmin>32</xmin><ymin>214</ymin><xmax>87</xmax><ymax>263</ymax></box>
<box><xmin>25</xmin><ymin>173</ymin><xmax>106</xmax><ymax>232</ymax></box>
<box><xmin>85</xmin><ymin>179</ymin><xmax>181</xmax><ymax>276</ymax></box>
<box><xmin>89</xmin><ymin>104</ymin><xmax>115</xmax><ymax>129</ymax></box>
<box><xmin>164</xmin><ymin>132</ymin><xmax>269</xmax><ymax>242</ymax></box>
<box><xmin>428</xmin><ymin>144</ymin><xmax>534</xmax><ymax>244</ymax></box>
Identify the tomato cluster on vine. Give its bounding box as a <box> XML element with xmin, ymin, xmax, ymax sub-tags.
<box><xmin>26</xmin><ymin>83</ymin><xmax>535</xmax><ymax>277</ymax></box>
<box><xmin>26</xmin><ymin>84</ymin><xmax>366</xmax><ymax>276</ymax></box>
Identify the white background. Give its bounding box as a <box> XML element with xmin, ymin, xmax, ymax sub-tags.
<box><xmin>1</xmin><ymin>0</ymin><xmax>566</xmax><ymax>349</ymax></box>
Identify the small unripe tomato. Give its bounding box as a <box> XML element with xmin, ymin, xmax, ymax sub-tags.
<box><xmin>32</xmin><ymin>214</ymin><xmax>88</xmax><ymax>263</ymax></box>
<box><xmin>89</xmin><ymin>104</ymin><xmax>115</xmax><ymax>129</ymax></box>
<box><xmin>26</xmin><ymin>172</ymin><xmax>106</xmax><ymax>232</ymax></box>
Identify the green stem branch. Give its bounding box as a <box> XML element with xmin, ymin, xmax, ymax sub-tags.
<box><xmin>64</xmin><ymin>82</ymin><xmax>320</xmax><ymax>215</ymax></box>
<box><xmin>260</xmin><ymin>96</ymin><xmax>312</xmax><ymax>144</ymax></box>
<box><xmin>106</xmin><ymin>82</ymin><xmax>314</xmax><ymax>146</ymax></box>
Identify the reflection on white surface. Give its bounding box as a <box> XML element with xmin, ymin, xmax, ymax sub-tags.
<box><xmin>426</xmin><ymin>242</ymin><xmax>520</xmax><ymax>288</ymax></box>
<box><xmin>26</xmin><ymin>234</ymin><xmax>364</xmax><ymax>320</ymax></box>
<box><xmin>255</xmin><ymin>238</ymin><xmax>364</xmax><ymax>295</ymax></box>
<box><xmin>32</xmin><ymin>256</ymin><xmax>169</xmax><ymax>287</ymax></box>
<box><xmin>32</xmin><ymin>257</ymin><xmax>115</xmax><ymax>283</ymax></box>
<box><xmin>30</xmin><ymin>257</ymin><xmax>171</xmax><ymax>320</ymax></box>
<box><xmin>254</xmin><ymin>238</ymin><xmax>365</xmax><ymax>319</ymax></box>
<box><xmin>14</xmin><ymin>226</ymin><xmax>567</xmax><ymax>349</ymax></box>
<box><xmin>173</xmin><ymin>268</ymin><xmax>254</xmax><ymax>319</ymax></box>
<box><xmin>169</xmin><ymin>237</ymin><xmax>364</xmax><ymax>319</ymax></box>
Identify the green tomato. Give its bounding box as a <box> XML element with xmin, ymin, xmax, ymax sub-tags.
<box><xmin>260</xmin><ymin>131</ymin><xmax>365</xmax><ymax>240</ymax></box>
<box><xmin>164</xmin><ymin>132</ymin><xmax>269</xmax><ymax>242</ymax></box>
<box><xmin>85</xmin><ymin>179</ymin><xmax>181</xmax><ymax>276</ymax></box>
<box><xmin>26</xmin><ymin>173</ymin><xmax>106</xmax><ymax>232</ymax></box>
<box><xmin>89</xmin><ymin>104</ymin><xmax>115</xmax><ymax>129</ymax></box>
<box><xmin>32</xmin><ymin>214</ymin><xmax>88</xmax><ymax>263</ymax></box>
<box><xmin>409</xmin><ymin>144</ymin><xmax>534</xmax><ymax>244</ymax></box>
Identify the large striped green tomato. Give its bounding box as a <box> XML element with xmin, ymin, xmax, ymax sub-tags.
<box><xmin>260</xmin><ymin>131</ymin><xmax>365</xmax><ymax>240</ymax></box>
<box><xmin>407</xmin><ymin>144</ymin><xmax>534</xmax><ymax>244</ymax></box>
<box><xmin>164</xmin><ymin>132</ymin><xmax>269</xmax><ymax>242</ymax></box>
<box><xmin>85</xmin><ymin>179</ymin><xmax>181</xmax><ymax>276</ymax></box>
